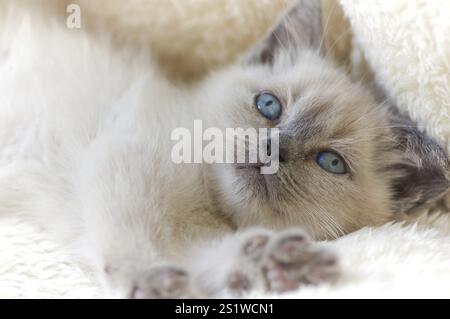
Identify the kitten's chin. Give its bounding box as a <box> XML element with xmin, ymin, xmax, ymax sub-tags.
<box><xmin>209</xmin><ymin>164</ymin><xmax>280</xmax><ymax>224</ymax></box>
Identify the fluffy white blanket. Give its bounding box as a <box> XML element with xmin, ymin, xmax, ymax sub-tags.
<box><xmin>0</xmin><ymin>0</ymin><xmax>449</xmax><ymax>298</ymax></box>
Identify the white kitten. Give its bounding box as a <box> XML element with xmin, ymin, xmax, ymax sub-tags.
<box><xmin>0</xmin><ymin>0</ymin><xmax>447</xmax><ymax>298</ymax></box>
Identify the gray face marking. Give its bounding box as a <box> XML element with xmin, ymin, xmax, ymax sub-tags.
<box><xmin>251</xmin><ymin>0</ymin><xmax>450</xmax><ymax>215</ymax></box>
<box><xmin>212</xmin><ymin>0</ymin><xmax>450</xmax><ymax>239</ymax></box>
<box><xmin>389</xmin><ymin>111</ymin><xmax>450</xmax><ymax>212</ymax></box>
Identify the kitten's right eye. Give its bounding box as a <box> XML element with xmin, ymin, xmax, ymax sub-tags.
<box><xmin>255</xmin><ymin>93</ymin><xmax>282</xmax><ymax>120</ymax></box>
<box><xmin>315</xmin><ymin>151</ymin><xmax>347</xmax><ymax>175</ymax></box>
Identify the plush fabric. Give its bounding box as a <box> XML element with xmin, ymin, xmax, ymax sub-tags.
<box><xmin>0</xmin><ymin>0</ymin><xmax>448</xmax><ymax>298</ymax></box>
<box><xmin>339</xmin><ymin>0</ymin><xmax>450</xmax><ymax>154</ymax></box>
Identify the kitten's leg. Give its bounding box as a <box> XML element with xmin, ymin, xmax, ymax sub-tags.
<box><xmin>72</xmin><ymin>134</ymin><xmax>206</xmax><ymax>299</ymax></box>
<box><xmin>78</xmin><ymin>202</ymin><xmax>208</xmax><ymax>299</ymax></box>
<box><xmin>77</xmin><ymin>206</ymin><xmax>206</xmax><ymax>298</ymax></box>
<box><xmin>190</xmin><ymin>228</ymin><xmax>339</xmax><ymax>297</ymax></box>
<box><xmin>78</xmin><ymin>214</ymin><xmax>202</xmax><ymax>299</ymax></box>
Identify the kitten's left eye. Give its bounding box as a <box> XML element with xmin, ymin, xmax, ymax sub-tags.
<box><xmin>255</xmin><ymin>93</ymin><xmax>282</xmax><ymax>120</ymax></box>
<box><xmin>316</xmin><ymin>151</ymin><xmax>347</xmax><ymax>175</ymax></box>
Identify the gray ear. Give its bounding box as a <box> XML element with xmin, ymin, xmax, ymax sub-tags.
<box><xmin>243</xmin><ymin>0</ymin><xmax>324</xmax><ymax>65</ymax></box>
<box><xmin>389</xmin><ymin>113</ymin><xmax>449</xmax><ymax>213</ymax></box>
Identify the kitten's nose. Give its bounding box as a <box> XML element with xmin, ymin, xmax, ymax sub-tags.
<box><xmin>278</xmin><ymin>145</ymin><xmax>288</xmax><ymax>163</ymax></box>
<box><xmin>266</xmin><ymin>137</ymin><xmax>288</xmax><ymax>163</ymax></box>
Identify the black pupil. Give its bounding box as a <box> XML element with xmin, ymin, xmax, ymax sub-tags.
<box><xmin>265</xmin><ymin>100</ymin><xmax>273</xmax><ymax>107</ymax></box>
<box><xmin>331</xmin><ymin>159</ymin><xmax>339</xmax><ymax>166</ymax></box>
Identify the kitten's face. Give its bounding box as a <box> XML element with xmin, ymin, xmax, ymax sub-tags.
<box><xmin>209</xmin><ymin>53</ymin><xmax>393</xmax><ymax>239</ymax></box>
<box><xmin>206</xmin><ymin>1</ymin><xmax>449</xmax><ymax>239</ymax></box>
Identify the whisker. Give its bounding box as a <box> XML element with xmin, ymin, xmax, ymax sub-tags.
<box><xmin>317</xmin><ymin>0</ymin><xmax>340</xmax><ymax>56</ymax></box>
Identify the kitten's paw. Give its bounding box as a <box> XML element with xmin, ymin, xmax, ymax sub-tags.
<box><xmin>130</xmin><ymin>266</ymin><xmax>200</xmax><ymax>299</ymax></box>
<box><xmin>227</xmin><ymin>230</ymin><xmax>339</xmax><ymax>295</ymax></box>
<box><xmin>262</xmin><ymin>230</ymin><xmax>339</xmax><ymax>293</ymax></box>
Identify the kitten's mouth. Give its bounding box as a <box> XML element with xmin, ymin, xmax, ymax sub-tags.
<box><xmin>235</xmin><ymin>163</ymin><xmax>269</xmax><ymax>176</ymax></box>
<box><xmin>235</xmin><ymin>163</ymin><xmax>264</xmax><ymax>171</ymax></box>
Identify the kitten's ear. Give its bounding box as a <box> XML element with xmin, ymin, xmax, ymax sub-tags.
<box><xmin>243</xmin><ymin>0</ymin><xmax>324</xmax><ymax>65</ymax></box>
<box><xmin>389</xmin><ymin>115</ymin><xmax>449</xmax><ymax>213</ymax></box>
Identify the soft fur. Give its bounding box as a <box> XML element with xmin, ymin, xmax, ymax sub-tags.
<box><xmin>3</xmin><ymin>0</ymin><xmax>450</xmax><ymax>300</ymax></box>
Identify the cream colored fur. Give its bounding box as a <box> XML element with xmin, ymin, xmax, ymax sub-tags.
<box><xmin>0</xmin><ymin>0</ymin><xmax>449</xmax><ymax>298</ymax></box>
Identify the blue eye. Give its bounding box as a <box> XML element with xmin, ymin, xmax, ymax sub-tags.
<box><xmin>316</xmin><ymin>151</ymin><xmax>347</xmax><ymax>175</ymax></box>
<box><xmin>255</xmin><ymin>93</ymin><xmax>282</xmax><ymax>120</ymax></box>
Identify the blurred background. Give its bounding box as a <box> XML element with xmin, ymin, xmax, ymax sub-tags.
<box><xmin>0</xmin><ymin>0</ymin><xmax>353</xmax><ymax>81</ymax></box>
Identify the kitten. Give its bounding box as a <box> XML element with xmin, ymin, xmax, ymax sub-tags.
<box><xmin>0</xmin><ymin>0</ymin><xmax>448</xmax><ymax>298</ymax></box>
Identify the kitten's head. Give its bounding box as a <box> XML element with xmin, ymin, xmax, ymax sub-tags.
<box><xmin>206</xmin><ymin>0</ymin><xmax>449</xmax><ymax>239</ymax></box>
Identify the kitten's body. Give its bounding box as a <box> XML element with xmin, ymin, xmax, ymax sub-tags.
<box><xmin>0</xmin><ymin>1</ymin><xmax>448</xmax><ymax>297</ymax></box>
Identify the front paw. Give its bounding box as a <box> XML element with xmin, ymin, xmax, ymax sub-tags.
<box><xmin>130</xmin><ymin>266</ymin><xmax>197</xmax><ymax>299</ymax></box>
<box><xmin>104</xmin><ymin>264</ymin><xmax>202</xmax><ymax>299</ymax></box>
<box><xmin>227</xmin><ymin>229</ymin><xmax>339</xmax><ymax>295</ymax></box>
